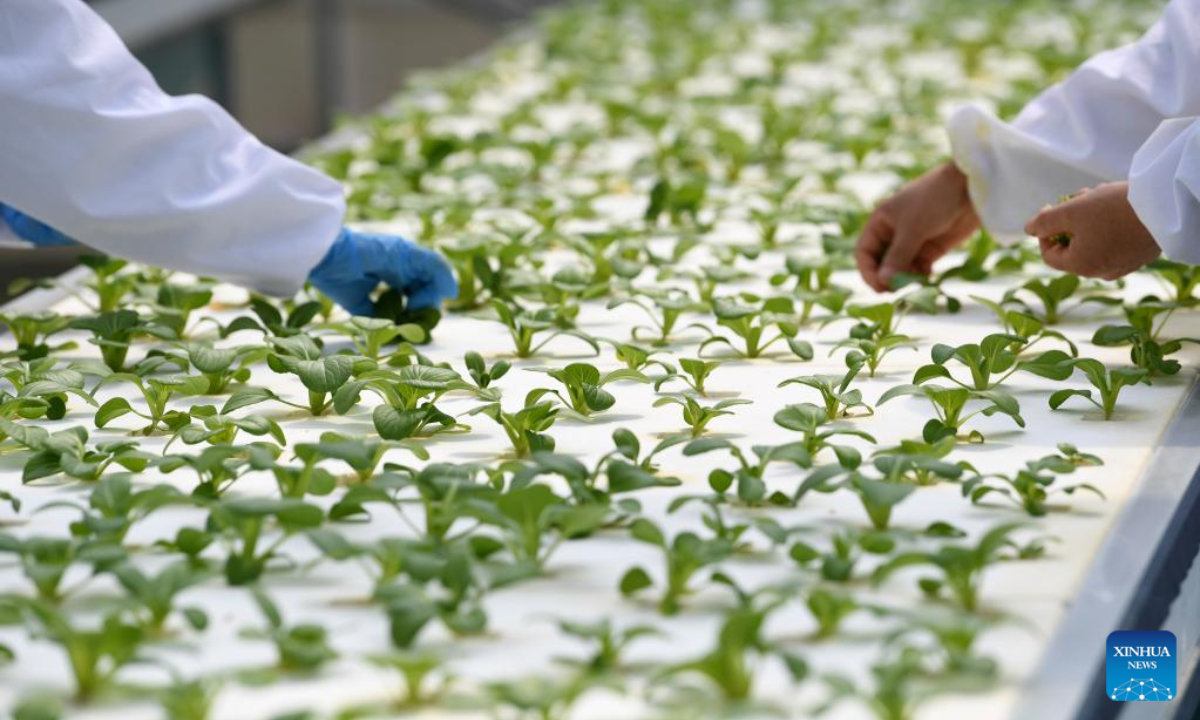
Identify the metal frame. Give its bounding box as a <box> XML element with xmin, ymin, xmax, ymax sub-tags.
<box><xmin>1012</xmin><ymin>377</ymin><xmax>1200</xmax><ymax>720</ymax></box>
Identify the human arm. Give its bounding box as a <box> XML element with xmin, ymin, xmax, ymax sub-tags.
<box><xmin>0</xmin><ymin>0</ymin><xmax>344</xmax><ymax>296</ymax></box>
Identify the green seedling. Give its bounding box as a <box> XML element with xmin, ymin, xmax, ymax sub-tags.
<box><xmin>334</xmin><ymin>364</ymin><xmax>468</xmax><ymax>440</ymax></box>
<box><xmin>773</xmin><ymin>403</ymin><xmax>876</xmax><ymax>468</ymax></box>
<box><xmin>337</xmin><ymin>316</ymin><xmax>428</xmax><ymax>360</ymax></box>
<box><xmin>158</xmin><ymin>676</ymin><xmax>218</xmax><ymax>720</ymax></box>
<box><xmin>246</xmin><ymin>590</ymin><xmax>337</xmax><ymax>673</ymax></box>
<box><xmin>242</xmin><ymin>296</ymin><xmax>324</xmax><ymax>337</ymax></box>
<box><xmin>645</xmin><ymin>174</ymin><xmax>709</xmax><ymax>228</ymax></box>
<box><xmin>1048</xmin><ymin>358</ymin><xmax>1149</xmax><ymax>420</ymax></box>
<box><xmin>1146</xmin><ymin>258</ymin><xmax>1200</xmax><ymax>304</ymax></box>
<box><xmin>696</xmin><ymin>296</ymin><xmax>812</xmax><ymax>360</ymax></box>
<box><xmin>466</xmin><ymin>399</ymin><xmax>559</xmax><ymax>458</ymax></box>
<box><xmin>369</xmin><ymin>651</ymin><xmax>451</xmax><ymax>709</ymax></box>
<box><xmin>205</xmin><ymin>497</ymin><xmax>325</xmax><ymax>585</ymax></box>
<box><xmin>68</xmin><ymin>310</ymin><xmax>173</xmax><ymax>373</ymax></box>
<box><xmin>42</xmin><ymin>474</ymin><xmax>183</xmax><ymax>545</ymax></box>
<box><xmin>1092</xmin><ymin>301</ymin><xmax>1200</xmax><ymax>377</ymax></box>
<box><xmin>682</xmin><ymin>437</ymin><xmax>811</xmax><ymax>506</ymax></box>
<box><xmin>653</xmin><ymin>395</ymin><xmax>751</xmax><ymax>437</ymax></box>
<box><xmin>654</xmin><ymin>357</ymin><xmax>723</xmax><ymax>396</ymax></box>
<box><xmin>608</xmin><ymin>289</ymin><xmax>696</xmax><ymax>345</ymax></box>
<box><xmin>167</xmin><ymin>405</ymin><xmax>286</xmax><ymax>450</ymax></box>
<box><xmin>556</xmin><ymin>619</ymin><xmax>659</xmax><ymax>675</ymax></box>
<box><xmin>0</xmin><ymin>534</ymin><xmax>124</xmax><ymax>602</ymax></box>
<box><xmin>464</xmin><ymin>350</ymin><xmax>510</xmax><ymax>400</ymax></box>
<box><xmin>515</xmin><ymin>446</ymin><xmax>681</xmax><ymax>506</ymax></box>
<box><xmin>471</xmin><ymin>483</ymin><xmax>608</xmax><ymax>569</ymax></box>
<box><xmin>877</xmin><ymin>384</ymin><xmax>1024</xmax><ymax>443</ymax></box>
<box><xmin>109</xmin><ymin>561</ymin><xmax>210</xmax><ymax>635</ymax></box>
<box><xmin>260</xmin><ymin>334</ymin><xmax>373</xmax><ymax>416</ymax></box>
<box><xmin>94</xmin><ymin>373</ymin><xmax>210</xmax><ymax>435</ymax></box>
<box><xmin>330</xmin><ymin>464</ymin><xmax>495</xmax><ymax>544</ymax></box>
<box><xmin>10</xmin><ymin>598</ymin><xmax>147</xmax><ymax>702</ymax></box>
<box><xmin>149</xmin><ymin>282</ymin><xmax>215</xmax><ymax>336</ymax></box>
<box><xmin>962</xmin><ymin>443</ymin><xmax>1104</xmax><ymax>516</ymax></box>
<box><xmin>0</xmin><ymin>421</ymin><xmax>155</xmax><ymax>484</ymax></box>
<box><xmin>605</xmin><ymin>340</ymin><xmax>675</xmax><ymax>375</ymax></box>
<box><xmin>804</xmin><ymin>588</ymin><xmax>861</xmax><ymax>640</ymax></box>
<box><xmin>528</xmin><ymin>363</ymin><xmax>648</xmax><ymax>417</ymax></box>
<box><xmin>295</xmin><ymin>432</ymin><xmax>427</xmax><ymax>484</ymax></box>
<box><xmin>0</xmin><ymin>312</ymin><xmax>74</xmax><ymax>361</ymax></box>
<box><xmin>156</xmin><ymin>443</ymin><xmax>280</xmax><ymax>499</ymax></box>
<box><xmin>778</xmin><ymin>351</ymin><xmax>871</xmax><ymax>419</ymax></box>
<box><xmin>491</xmin><ymin>299</ymin><xmax>600</xmax><ymax>358</ymax></box>
<box><xmin>873</xmin><ymin>523</ymin><xmax>1028</xmax><ymax>613</ymax></box>
<box><xmin>658</xmin><ymin>599</ymin><xmax>803</xmax><ymax>705</ymax></box>
<box><xmin>871</xmin><ymin>437</ymin><xmax>971</xmax><ymax>486</ymax></box>
<box><xmin>1000</xmin><ymin>274</ymin><xmax>1118</xmax><ymax>325</ymax></box>
<box><xmin>769</xmin><ymin>255</ymin><xmax>852</xmax><ymax>324</ymax></box>
<box><xmin>829</xmin><ymin>302</ymin><xmax>916</xmax><ymax>376</ymax></box>
<box><xmin>788</xmin><ymin>529</ymin><xmax>896</xmax><ymax>583</ymax></box>
<box><xmin>174</xmin><ymin>343</ymin><xmax>264</xmax><ymax>394</ymax></box>
<box><xmin>619</xmin><ymin>518</ymin><xmax>735</xmax><ymax>615</ymax></box>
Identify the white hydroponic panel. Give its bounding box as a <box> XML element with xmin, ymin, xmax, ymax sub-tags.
<box><xmin>0</xmin><ymin>241</ymin><xmax>1196</xmax><ymax>720</ymax></box>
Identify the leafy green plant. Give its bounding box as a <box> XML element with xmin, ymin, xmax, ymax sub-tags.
<box><xmin>608</xmin><ymin>289</ymin><xmax>696</xmax><ymax>345</ymax></box>
<box><xmin>94</xmin><ymin>373</ymin><xmax>210</xmax><ymax>435</ymax></box>
<box><xmin>962</xmin><ymin>443</ymin><xmax>1104</xmax><ymax>516</ymax></box>
<box><xmin>653</xmin><ymin>357</ymin><xmax>723</xmax><ymax>396</ymax></box>
<box><xmin>556</xmin><ymin>619</ymin><xmax>659</xmax><ymax>675</ymax></box>
<box><xmin>205</xmin><ymin>497</ymin><xmax>325</xmax><ymax>585</ymax></box>
<box><xmin>652</xmin><ymin>395</ymin><xmax>751</xmax><ymax>437</ymax></box>
<box><xmin>788</xmin><ymin>529</ymin><xmax>896</xmax><ymax>583</ymax></box>
<box><xmin>877</xmin><ymin>384</ymin><xmax>1024</xmax><ymax>443</ymax></box>
<box><xmin>333</xmin><ymin>364</ymin><xmax>468</xmax><ymax>440</ymax></box>
<box><xmin>1048</xmin><ymin>358</ymin><xmax>1149</xmax><ymax>420</ymax></box>
<box><xmin>696</xmin><ymin>297</ymin><xmax>812</xmax><ymax>359</ymax></box>
<box><xmin>337</xmin><ymin>316</ymin><xmax>427</xmax><ymax>360</ymax></box>
<box><xmin>873</xmin><ymin>523</ymin><xmax>1028</xmax><ymax>612</ymax></box>
<box><xmin>0</xmin><ymin>534</ymin><xmax>123</xmax><ymax>602</ymax></box>
<box><xmin>464</xmin><ymin>350</ymin><xmax>510</xmax><ymax>400</ymax></box>
<box><xmin>619</xmin><ymin>518</ymin><xmax>734</xmax><ymax>615</ymax></box>
<box><xmin>829</xmin><ymin>302</ymin><xmax>915</xmax><ymax>376</ymax></box>
<box><xmin>1092</xmin><ymin>301</ymin><xmax>1200</xmax><ymax>377</ymax></box>
<box><xmin>262</xmin><ymin>334</ymin><xmax>370</xmax><ymax>416</ymax></box>
<box><xmin>472</xmin><ymin>483</ymin><xmax>608</xmax><ymax>570</ymax></box>
<box><xmin>773</xmin><ymin>403</ymin><xmax>876</xmax><ymax>467</ymax></box>
<box><xmin>10</xmin><ymin>598</ymin><xmax>147</xmax><ymax>701</ymax></box>
<box><xmin>778</xmin><ymin>351</ymin><xmax>870</xmax><ymax>419</ymax></box>
<box><xmin>911</xmin><ymin>333</ymin><xmax>1071</xmax><ymax>390</ymax></box>
<box><xmin>0</xmin><ymin>421</ymin><xmax>155</xmax><ymax>484</ymax></box>
<box><xmin>174</xmin><ymin>343</ymin><xmax>264</xmax><ymax>394</ymax></box>
<box><xmin>681</xmin><ymin>437</ymin><xmax>811</xmax><ymax>506</ymax></box>
<box><xmin>491</xmin><ymin>299</ymin><xmax>599</xmax><ymax>358</ymax></box>
<box><xmin>1000</xmin><ymin>274</ymin><xmax>1118</xmax><ymax>325</ymax></box>
<box><xmin>68</xmin><ymin>311</ymin><xmax>172</xmax><ymax>372</ymax></box>
<box><xmin>109</xmin><ymin>561</ymin><xmax>209</xmax><ymax>635</ymax></box>
<box><xmin>246</xmin><ymin>590</ymin><xmax>337</xmax><ymax>673</ymax></box>
<box><xmin>0</xmin><ymin>312</ymin><xmax>74</xmax><ymax>361</ymax></box>
<box><xmin>528</xmin><ymin>363</ymin><xmax>647</xmax><ymax>417</ymax></box>
<box><xmin>467</xmin><ymin>399</ymin><xmax>559</xmax><ymax>458</ymax></box>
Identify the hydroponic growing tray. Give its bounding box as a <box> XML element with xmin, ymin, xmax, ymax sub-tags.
<box><xmin>2</xmin><ymin>1</ymin><xmax>1200</xmax><ymax>720</ymax></box>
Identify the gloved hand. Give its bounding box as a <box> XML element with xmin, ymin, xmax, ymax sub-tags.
<box><xmin>0</xmin><ymin>204</ymin><xmax>78</xmax><ymax>247</ymax></box>
<box><xmin>308</xmin><ymin>228</ymin><xmax>458</xmax><ymax>317</ymax></box>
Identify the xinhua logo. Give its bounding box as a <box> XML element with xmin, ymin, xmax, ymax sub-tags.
<box><xmin>1106</xmin><ymin>631</ymin><xmax>1176</xmax><ymax>701</ymax></box>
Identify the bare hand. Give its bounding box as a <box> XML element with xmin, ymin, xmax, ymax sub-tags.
<box><xmin>855</xmin><ymin>162</ymin><xmax>980</xmax><ymax>292</ymax></box>
<box><xmin>1024</xmin><ymin>182</ymin><xmax>1161</xmax><ymax>280</ymax></box>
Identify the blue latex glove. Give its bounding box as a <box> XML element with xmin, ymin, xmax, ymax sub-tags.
<box><xmin>308</xmin><ymin>228</ymin><xmax>458</xmax><ymax>317</ymax></box>
<box><xmin>0</xmin><ymin>204</ymin><xmax>77</xmax><ymax>247</ymax></box>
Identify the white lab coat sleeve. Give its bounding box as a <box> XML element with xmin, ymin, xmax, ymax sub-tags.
<box><xmin>0</xmin><ymin>0</ymin><xmax>346</xmax><ymax>296</ymax></box>
<box><xmin>1129</xmin><ymin>117</ymin><xmax>1200</xmax><ymax>265</ymax></box>
<box><xmin>946</xmin><ymin>0</ymin><xmax>1200</xmax><ymax>242</ymax></box>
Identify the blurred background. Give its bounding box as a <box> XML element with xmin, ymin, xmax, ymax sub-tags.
<box><xmin>2</xmin><ymin>0</ymin><xmax>564</xmax><ymax>300</ymax></box>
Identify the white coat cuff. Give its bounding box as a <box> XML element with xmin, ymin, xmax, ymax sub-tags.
<box><xmin>1129</xmin><ymin>117</ymin><xmax>1200</xmax><ymax>266</ymax></box>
